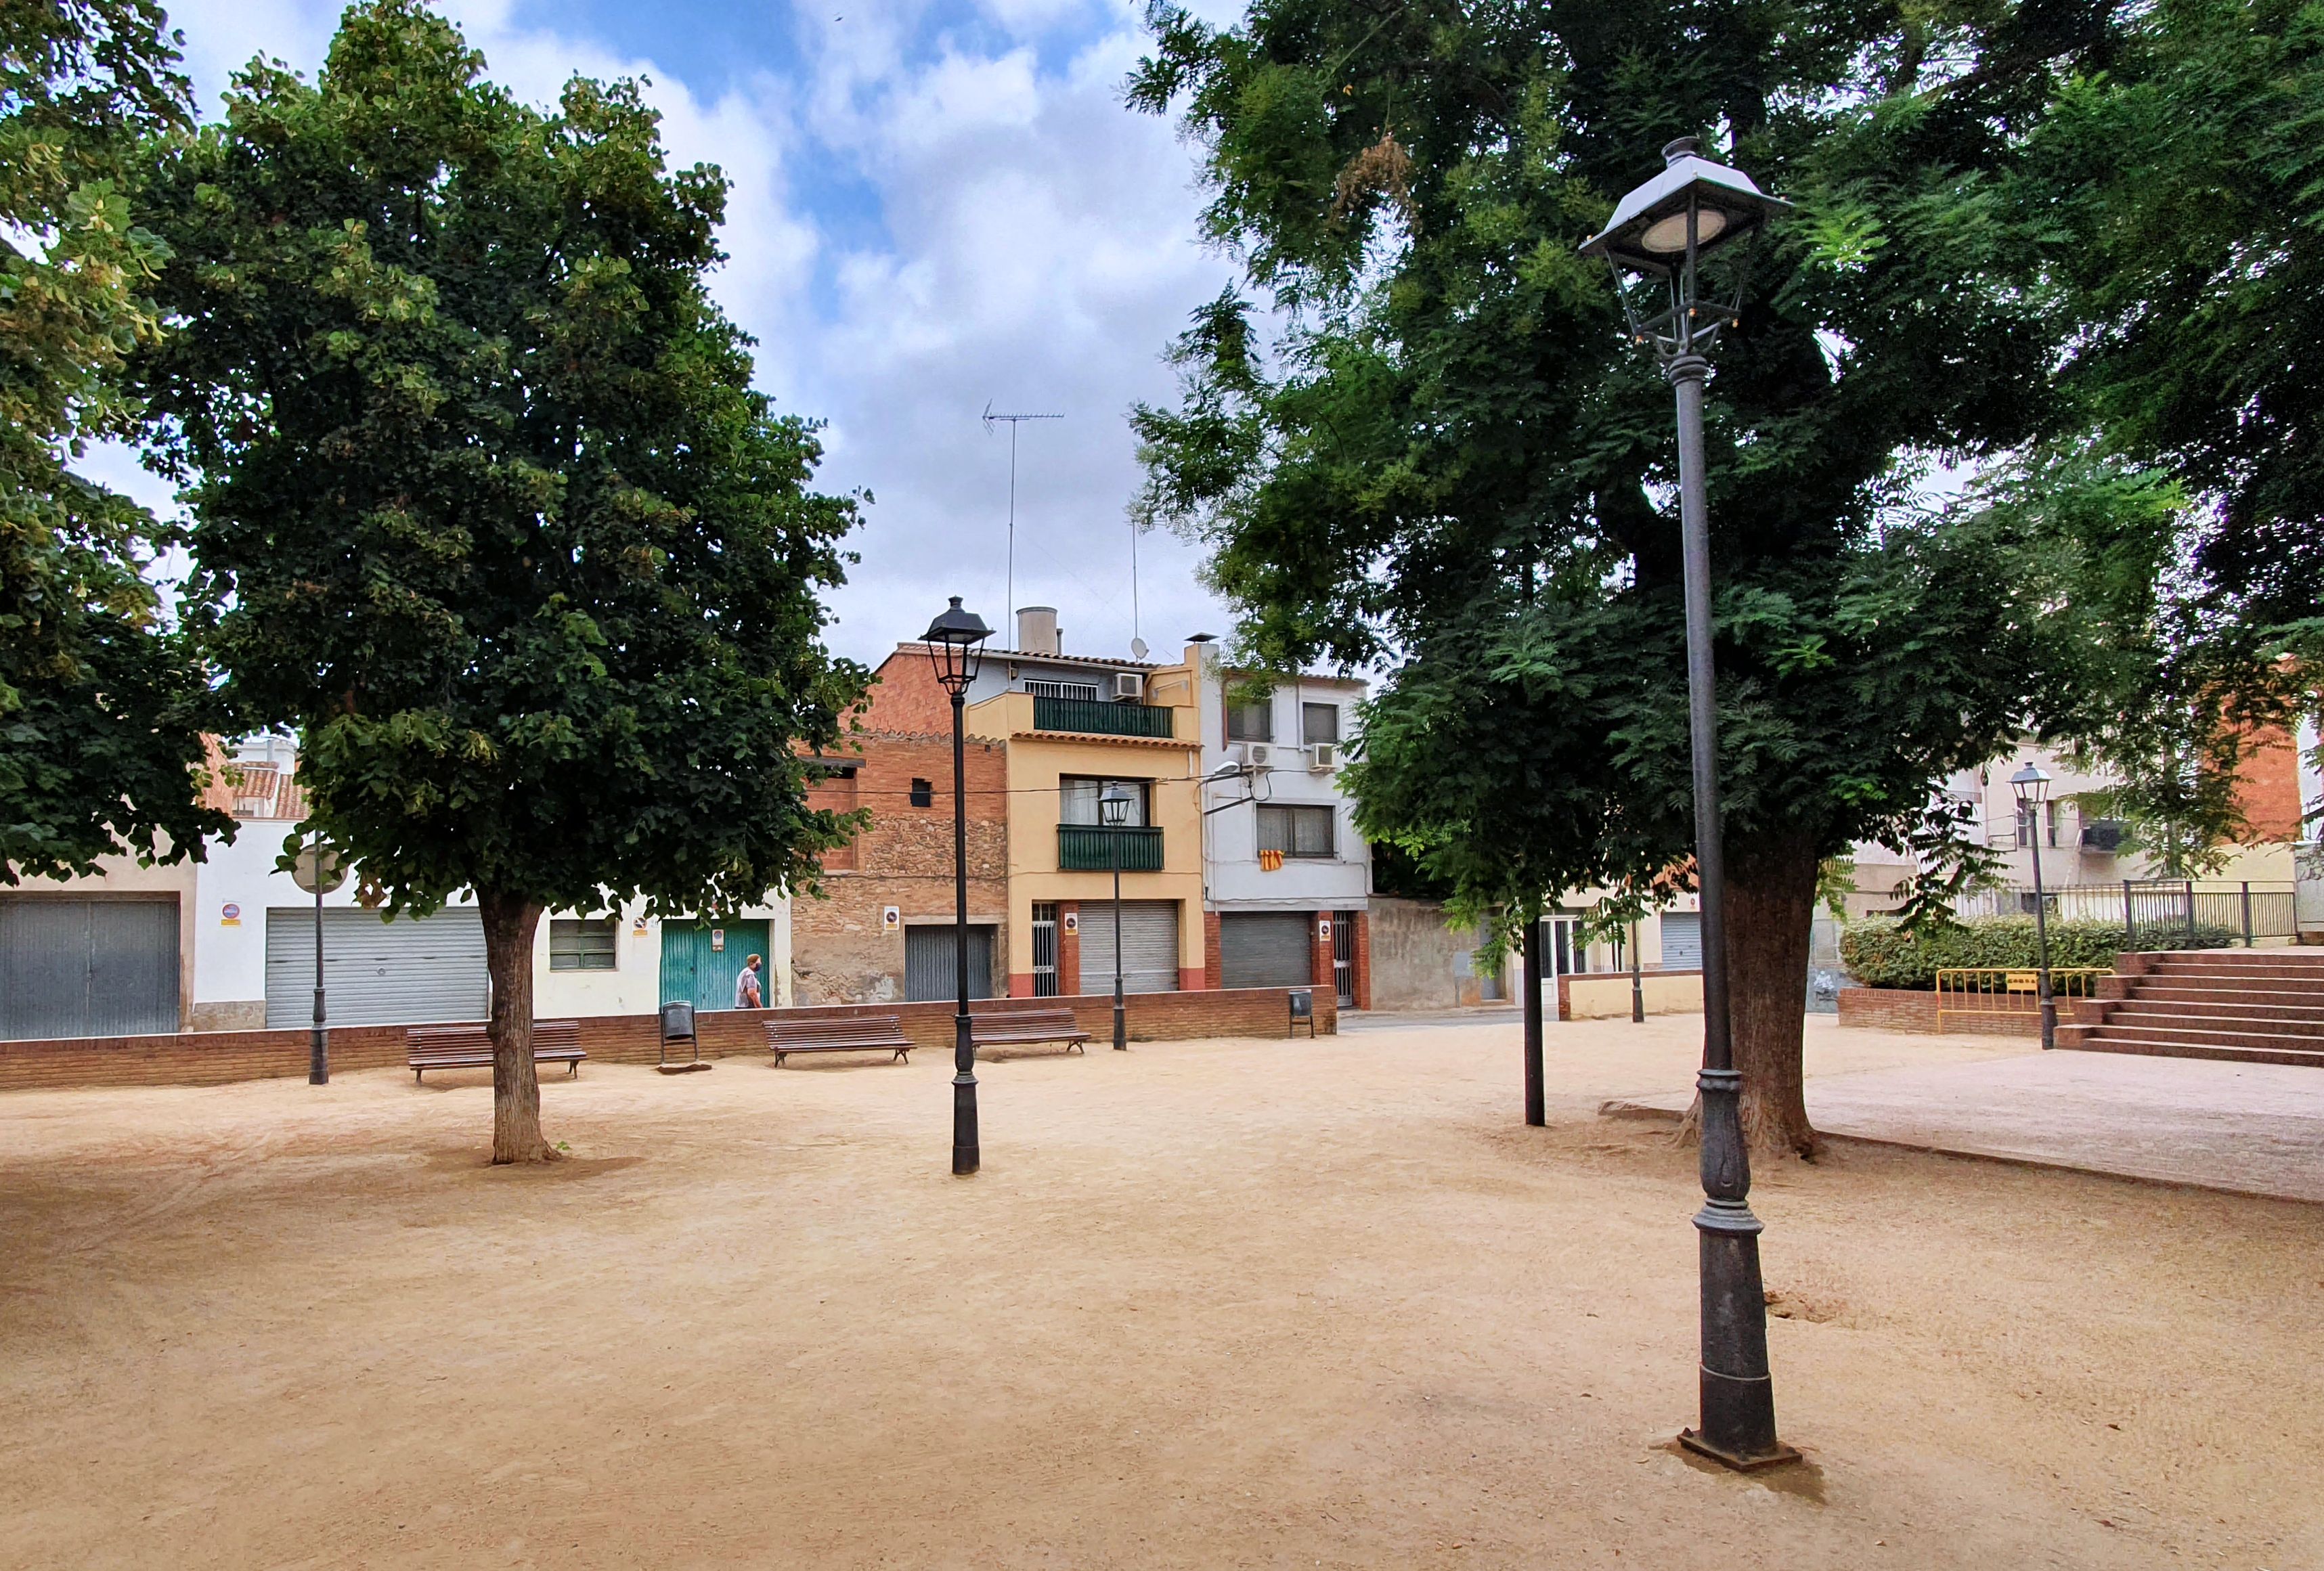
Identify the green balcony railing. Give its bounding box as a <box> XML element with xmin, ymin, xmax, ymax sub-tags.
<box><xmin>1032</xmin><ymin>694</ymin><xmax>1176</xmax><ymax>738</ymax></box>
<box><xmin>1058</xmin><ymin>824</ymin><xmax>1164</xmax><ymax>872</ymax></box>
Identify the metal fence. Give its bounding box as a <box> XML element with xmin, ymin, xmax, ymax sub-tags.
<box><xmin>1935</xmin><ymin>966</ymin><xmax>2110</xmax><ymax>1032</ymax></box>
<box><xmin>1951</xmin><ymin>879</ymin><xmax>2297</xmax><ymax>945</ymax></box>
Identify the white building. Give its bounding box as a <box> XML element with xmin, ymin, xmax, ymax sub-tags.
<box><xmin>1185</xmin><ymin>638</ymin><xmax>1374</xmax><ymax>1004</ymax></box>
<box><xmin>0</xmin><ymin>734</ymin><xmax>791</xmax><ymax>1042</ymax></box>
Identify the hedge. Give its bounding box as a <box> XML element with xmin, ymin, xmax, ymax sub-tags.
<box><xmin>1838</xmin><ymin>915</ymin><xmax>2237</xmax><ymax>990</ymax></box>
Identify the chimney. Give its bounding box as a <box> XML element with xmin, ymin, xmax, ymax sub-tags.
<box><xmin>1015</xmin><ymin>606</ymin><xmax>1059</xmax><ymax>655</ymax></box>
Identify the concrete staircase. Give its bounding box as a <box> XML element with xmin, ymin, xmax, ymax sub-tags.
<box><xmin>2057</xmin><ymin>948</ymin><xmax>2324</xmax><ymax>1067</ymax></box>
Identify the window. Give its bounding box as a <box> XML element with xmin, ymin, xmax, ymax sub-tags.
<box><xmin>1302</xmin><ymin>703</ymin><xmax>1340</xmax><ymax>745</ymax></box>
<box><xmin>550</xmin><ymin>917</ymin><xmax>617</xmax><ymax>971</ymax></box>
<box><xmin>1256</xmin><ymin>804</ymin><xmax>1335</xmax><ymax>858</ymax></box>
<box><xmin>909</xmin><ymin>778</ymin><xmax>933</xmax><ymax>808</ymax></box>
<box><xmin>1026</xmin><ymin>679</ymin><xmax>1101</xmax><ymax>701</ymax></box>
<box><xmin>1225</xmin><ymin>685</ymin><xmax>1273</xmax><ymax>742</ymax></box>
<box><xmin>1060</xmin><ymin>777</ymin><xmax>1149</xmax><ymax>826</ymax></box>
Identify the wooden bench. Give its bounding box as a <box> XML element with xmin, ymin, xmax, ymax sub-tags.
<box><xmin>765</xmin><ymin>1015</ymin><xmax>914</xmax><ymax>1067</ymax></box>
<box><xmin>971</xmin><ymin>1008</ymin><xmax>1091</xmax><ymax>1055</ymax></box>
<box><xmin>408</xmin><ymin>1021</ymin><xmax>585</xmax><ymax>1082</ymax></box>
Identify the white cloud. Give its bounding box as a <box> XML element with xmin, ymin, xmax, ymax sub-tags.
<box><xmin>150</xmin><ymin>0</ymin><xmax>1242</xmax><ymax>665</ymax></box>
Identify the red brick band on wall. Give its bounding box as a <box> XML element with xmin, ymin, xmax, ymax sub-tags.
<box><xmin>0</xmin><ymin>987</ymin><xmax>1336</xmax><ymax>1093</ymax></box>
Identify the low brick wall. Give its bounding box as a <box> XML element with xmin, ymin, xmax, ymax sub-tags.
<box><xmin>1835</xmin><ymin>987</ymin><xmax>2041</xmax><ymax>1037</ymax></box>
<box><xmin>0</xmin><ymin>986</ymin><xmax>1332</xmax><ymax>1094</ymax></box>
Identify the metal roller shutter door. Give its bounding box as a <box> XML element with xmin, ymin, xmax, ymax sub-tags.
<box><xmin>904</xmin><ymin>924</ymin><xmax>996</xmax><ymax>1002</ymax></box>
<box><xmin>1080</xmin><ymin>901</ymin><xmax>1179</xmax><ymax>994</ymax></box>
<box><xmin>0</xmin><ymin>897</ymin><xmax>179</xmax><ymax>1040</ymax></box>
<box><xmin>1219</xmin><ymin>912</ymin><xmax>1312</xmax><ymax>989</ymax></box>
<box><xmin>1659</xmin><ymin>912</ymin><xmax>1702</xmax><ymax>970</ymax></box>
<box><xmin>265</xmin><ymin>907</ymin><xmax>489</xmax><ymax>1028</ymax></box>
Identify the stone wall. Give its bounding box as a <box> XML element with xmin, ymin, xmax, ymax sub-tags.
<box><xmin>0</xmin><ymin>987</ymin><xmax>1332</xmax><ymax>1092</ymax></box>
<box><xmin>1367</xmin><ymin>897</ymin><xmax>1496</xmax><ymax>1010</ymax></box>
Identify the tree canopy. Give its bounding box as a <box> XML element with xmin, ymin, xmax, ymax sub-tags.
<box><xmin>0</xmin><ymin>0</ymin><xmax>230</xmax><ymax>882</ymax></box>
<box><xmin>1128</xmin><ymin>0</ymin><xmax>2162</xmax><ymax>1151</ymax></box>
<box><xmin>138</xmin><ymin>0</ymin><xmax>869</xmax><ymax>1159</ymax></box>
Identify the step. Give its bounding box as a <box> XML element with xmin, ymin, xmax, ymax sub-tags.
<box><xmin>2141</xmin><ymin>954</ymin><xmax>2324</xmax><ymax>976</ymax></box>
<box><xmin>2124</xmin><ymin>989</ymin><xmax>2324</xmax><ymax>1012</ymax></box>
<box><xmin>2084</xmin><ymin>1020</ymin><xmax>2324</xmax><ymax>1054</ymax></box>
<box><xmin>2106</xmin><ymin>1004</ymin><xmax>2324</xmax><ymax>1036</ymax></box>
<box><xmin>2129</xmin><ymin>971</ymin><xmax>2324</xmax><ymax>992</ymax></box>
<box><xmin>2067</xmin><ymin>1035</ymin><xmax>2324</xmax><ymax>1069</ymax></box>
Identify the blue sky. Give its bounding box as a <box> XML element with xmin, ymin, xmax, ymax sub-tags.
<box><xmin>119</xmin><ymin>0</ymin><xmax>1246</xmax><ymax>667</ymax></box>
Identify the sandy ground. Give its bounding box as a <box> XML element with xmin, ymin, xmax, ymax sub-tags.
<box><xmin>1610</xmin><ymin>1041</ymin><xmax>2324</xmax><ymax>1202</ymax></box>
<box><xmin>2</xmin><ymin>1015</ymin><xmax>2317</xmax><ymax>1570</ymax></box>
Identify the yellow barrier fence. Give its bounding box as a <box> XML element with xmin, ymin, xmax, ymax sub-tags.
<box><xmin>1934</xmin><ymin>967</ymin><xmax>2110</xmax><ymax>1033</ymax></box>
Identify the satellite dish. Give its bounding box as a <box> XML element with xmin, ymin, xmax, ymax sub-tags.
<box><xmin>1131</xmin><ymin>637</ymin><xmax>1149</xmax><ymax>660</ymax></box>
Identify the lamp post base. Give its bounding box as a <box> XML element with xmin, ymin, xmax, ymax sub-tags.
<box><xmin>1678</xmin><ymin>1420</ymin><xmax>1801</xmax><ymax>1472</ymax></box>
<box><xmin>952</xmin><ymin>1066</ymin><xmax>979</xmax><ymax>1176</ymax></box>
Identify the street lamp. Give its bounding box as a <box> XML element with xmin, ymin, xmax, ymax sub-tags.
<box><xmin>1100</xmin><ymin>782</ymin><xmax>1134</xmax><ymax>1051</ymax></box>
<box><xmin>923</xmin><ymin>596</ymin><xmax>993</xmax><ymax>1176</ymax></box>
<box><xmin>1582</xmin><ymin>136</ymin><xmax>1797</xmax><ymax>1473</ymax></box>
<box><xmin>291</xmin><ymin>836</ymin><xmax>345</xmax><ymax>1084</ymax></box>
<box><xmin>2011</xmin><ymin>763</ymin><xmax>2058</xmax><ymax>1051</ymax></box>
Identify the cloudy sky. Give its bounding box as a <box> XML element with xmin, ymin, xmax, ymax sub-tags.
<box><xmin>116</xmin><ymin>0</ymin><xmax>1246</xmax><ymax>667</ymax></box>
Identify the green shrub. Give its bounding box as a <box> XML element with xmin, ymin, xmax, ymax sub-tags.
<box><xmin>1838</xmin><ymin>916</ymin><xmax>2237</xmax><ymax>990</ymax></box>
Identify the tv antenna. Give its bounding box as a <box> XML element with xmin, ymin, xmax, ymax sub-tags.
<box><xmin>982</xmin><ymin>403</ymin><xmax>1061</xmax><ymax>637</ymax></box>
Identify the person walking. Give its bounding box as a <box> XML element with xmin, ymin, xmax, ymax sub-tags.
<box><xmin>735</xmin><ymin>952</ymin><xmax>764</xmax><ymax>1010</ymax></box>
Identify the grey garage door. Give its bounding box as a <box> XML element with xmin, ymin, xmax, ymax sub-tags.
<box><xmin>904</xmin><ymin>923</ymin><xmax>996</xmax><ymax>1002</ymax></box>
<box><xmin>0</xmin><ymin>897</ymin><xmax>179</xmax><ymax>1040</ymax></box>
<box><xmin>1219</xmin><ymin>912</ymin><xmax>1312</xmax><ymax>990</ymax></box>
<box><xmin>1660</xmin><ymin>912</ymin><xmax>1703</xmax><ymax>970</ymax></box>
<box><xmin>1080</xmin><ymin>901</ymin><xmax>1179</xmax><ymax>994</ymax></box>
<box><xmin>266</xmin><ymin>907</ymin><xmax>489</xmax><ymax>1027</ymax></box>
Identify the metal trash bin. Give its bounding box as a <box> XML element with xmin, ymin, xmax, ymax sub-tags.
<box><xmin>657</xmin><ymin>1000</ymin><xmax>710</xmax><ymax>1074</ymax></box>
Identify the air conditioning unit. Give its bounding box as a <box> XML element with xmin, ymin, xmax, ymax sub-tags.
<box><xmin>1114</xmin><ymin>671</ymin><xmax>1145</xmax><ymax>700</ymax></box>
<box><xmin>1309</xmin><ymin>743</ymin><xmax>1339</xmax><ymax>771</ymax></box>
<box><xmin>1240</xmin><ymin>742</ymin><xmax>1274</xmax><ymax>770</ymax></box>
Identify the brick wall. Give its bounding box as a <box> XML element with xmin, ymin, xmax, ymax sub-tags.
<box><xmin>793</xmin><ymin>730</ymin><xmax>1009</xmax><ymax>1005</ymax></box>
<box><xmin>1202</xmin><ymin>910</ymin><xmax>1223</xmax><ymax>993</ymax></box>
<box><xmin>2234</xmin><ymin>721</ymin><xmax>2306</xmax><ymax>842</ymax></box>
<box><xmin>0</xmin><ymin>987</ymin><xmax>1334</xmax><ymax>1093</ymax></box>
<box><xmin>857</xmin><ymin>648</ymin><xmax>1008</xmax><ymax>739</ymax></box>
<box><xmin>1835</xmin><ymin>988</ymin><xmax>2040</xmax><ymax>1037</ymax></box>
<box><xmin>1349</xmin><ymin>910</ymin><xmax>1372</xmax><ymax>1010</ymax></box>
<box><xmin>1058</xmin><ymin>902</ymin><xmax>1082</xmax><ymax>995</ymax></box>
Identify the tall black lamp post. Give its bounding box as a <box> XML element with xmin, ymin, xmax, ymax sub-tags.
<box><xmin>1101</xmin><ymin>782</ymin><xmax>1133</xmax><ymax>1050</ymax></box>
<box><xmin>1582</xmin><ymin>136</ymin><xmax>1797</xmax><ymax>1472</ymax></box>
<box><xmin>292</xmin><ymin>835</ymin><xmax>345</xmax><ymax>1084</ymax></box>
<box><xmin>923</xmin><ymin>596</ymin><xmax>993</xmax><ymax>1175</ymax></box>
<box><xmin>2011</xmin><ymin>763</ymin><xmax>2059</xmax><ymax>1051</ymax></box>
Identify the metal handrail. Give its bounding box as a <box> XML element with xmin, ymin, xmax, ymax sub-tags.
<box><xmin>1934</xmin><ymin>966</ymin><xmax>2110</xmax><ymax>1032</ymax></box>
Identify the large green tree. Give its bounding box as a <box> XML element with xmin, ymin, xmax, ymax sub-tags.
<box><xmin>139</xmin><ymin>0</ymin><xmax>867</xmax><ymax>1161</ymax></box>
<box><xmin>2011</xmin><ymin>0</ymin><xmax>2324</xmax><ymax>834</ymax></box>
<box><xmin>1130</xmin><ymin>0</ymin><xmax>2153</xmax><ymax>1152</ymax></box>
<box><xmin>1</xmin><ymin>0</ymin><xmax>231</xmax><ymax>881</ymax></box>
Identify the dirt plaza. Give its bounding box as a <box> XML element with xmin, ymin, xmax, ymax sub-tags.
<box><xmin>2</xmin><ymin>1017</ymin><xmax>2315</xmax><ymax>1569</ymax></box>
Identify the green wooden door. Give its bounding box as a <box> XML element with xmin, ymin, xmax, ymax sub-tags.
<box><xmin>659</xmin><ymin>919</ymin><xmax>772</xmax><ymax>1012</ymax></box>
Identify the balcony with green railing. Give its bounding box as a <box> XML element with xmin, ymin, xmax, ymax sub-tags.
<box><xmin>1031</xmin><ymin>694</ymin><xmax>1177</xmax><ymax>738</ymax></box>
<box><xmin>1057</xmin><ymin>824</ymin><xmax>1164</xmax><ymax>872</ymax></box>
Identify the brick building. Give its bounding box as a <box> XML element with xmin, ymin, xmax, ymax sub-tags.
<box><xmin>791</xmin><ymin>662</ymin><xmax>1010</xmax><ymax>1004</ymax></box>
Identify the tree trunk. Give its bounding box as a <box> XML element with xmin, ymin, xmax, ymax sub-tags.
<box><xmin>479</xmin><ymin>890</ymin><xmax>557</xmax><ymax>1165</ymax></box>
<box><xmin>1725</xmin><ymin>830</ymin><xmax>1822</xmax><ymax>1158</ymax></box>
<box><xmin>1673</xmin><ymin>829</ymin><xmax>1822</xmax><ymax>1159</ymax></box>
